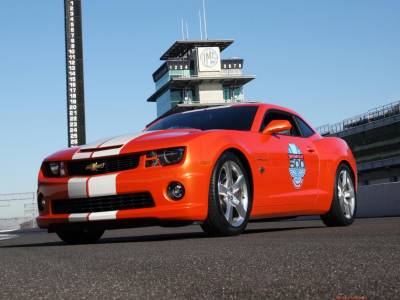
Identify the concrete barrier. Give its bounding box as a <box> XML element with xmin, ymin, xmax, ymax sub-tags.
<box><xmin>297</xmin><ymin>182</ymin><xmax>400</xmax><ymax>221</ymax></box>
<box><xmin>357</xmin><ymin>182</ymin><xmax>400</xmax><ymax>217</ymax></box>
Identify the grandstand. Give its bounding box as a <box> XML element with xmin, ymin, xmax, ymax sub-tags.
<box><xmin>317</xmin><ymin>100</ymin><xmax>400</xmax><ymax>186</ymax></box>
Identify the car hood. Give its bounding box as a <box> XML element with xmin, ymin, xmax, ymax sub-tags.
<box><xmin>45</xmin><ymin>129</ymin><xmax>203</xmax><ymax>161</ymax></box>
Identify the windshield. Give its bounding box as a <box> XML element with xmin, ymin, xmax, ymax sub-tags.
<box><xmin>146</xmin><ymin>106</ymin><xmax>259</xmax><ymax>131</ymax></box>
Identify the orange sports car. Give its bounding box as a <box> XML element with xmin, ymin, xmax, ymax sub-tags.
<box><xmin>37</xmin><ymin>103</ymin><xmax>357</xmax><ymax>244</ymax></box>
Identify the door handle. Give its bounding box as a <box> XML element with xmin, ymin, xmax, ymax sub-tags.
<box><xmin>306</xmin><ymin>146</ymin><xmax>315</xmax><ymax>153</ymax></box>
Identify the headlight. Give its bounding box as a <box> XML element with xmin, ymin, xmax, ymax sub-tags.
<box><xmin>45</xmin><ymin>161</ymin><xmax>66</xmax><ymax>177</ymax></box>
<box><xmin>145</xmin><ymin>147</ymin><xmax>185</xmax><ymax>167</ymax></box>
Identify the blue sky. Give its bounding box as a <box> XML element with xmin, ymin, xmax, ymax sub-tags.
<box><xmin>0</xmin><ymin>0</ymin><xmax>399</xmax><ymax>213</ymax></box>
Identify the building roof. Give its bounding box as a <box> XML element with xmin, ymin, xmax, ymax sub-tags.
<box><xmin>147</xmin><ymin>75</ymin><xmax>255</xmax><ymax>102</ymax></box>
<box><xmin>160</xmin><ymin>39</ymin><xmax>234</xmax><ymax>60</ymax></box>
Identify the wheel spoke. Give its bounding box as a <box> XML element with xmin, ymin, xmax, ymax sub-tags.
<box><xmin>337</xmin><ymin>185</ymin><xmax>343</xmax><ymax>198</ymax></box>
<box><xmin>232</xmin><ymin>175</ymin><xmax>244</xmax><ymax>192</ymax></box>
<box><xmin>344</xmin><ymin>201</ymin><xmax>352</xmax><ymax>217</ymax></box>
<box><xmin>349</xmin><ymin>200</ymin><xmax>355</xmax><ymax>216</ymax></box>
<box><xmin>334</xmin><ymin>169</ymin><xmax>356</xmax><ymax>220</ymax></box>
<box><xmin>218</xmin><ymin>183</ymin><xmax>228</xmax><ymax>196</ymax></box>
<box><xmin>235</xmin><ymin>201</ymin><xmax>246</xmax><ymax>219</ymax></box>
<box><xmin>348</xmin><ymin>185</ymin><xmax>355</xmax><ymax>198</ymax></box>
<box><xmin>217</xmin><ymin>159</ymin><xmax>249</xmax><ymax>228</ymax></box>
<box><xmin>225</xmin><ymin>203</ymin><xmax>234</xmax><ymax>223</ymax></box>
<box><xmin>225</xmin><ymin>162</ymin><xmax>233</xmax><ymax>187</ymax></box>
<box><xmin>339</xmin><ymin>198</ymin><xmax>346</xmax><ymax>213</ymax></box>
<box><xmin>219</xmin><ymin>196</ymin><xmax>228</xmax><ymax>206</ymax></box>
<box><xmin>342</xmin><ymin>171</ymin><xmax>348</xmax><ymax>188</ymax></box>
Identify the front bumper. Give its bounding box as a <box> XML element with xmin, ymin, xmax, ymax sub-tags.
<box><xmin>37</xmin><ymin>162</ymin><xmax>210</xmax><ymax>230</ymax></box>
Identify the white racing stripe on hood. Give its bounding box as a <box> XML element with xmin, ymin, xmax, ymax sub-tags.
<box><xmin>98</xmin><ymin>132</ymin><xmax>146</xmax><ymax>148</ymax></box>
<box><xmin>90</xmin><ymin>148</ymin><xmax>119</xmax><ymax>158</ymax></box>
<box><xmin>72</xmin><ymin>138</ymin><xmax>112</xmax><ymax>160</ymax></box>
<box><xmin>72</xmin><ymin>152</ymin><xmax>92</xmax><ymax>160</ymax></box>
<box><xmin>71</xmin><ymin>132</ymin><xmax>148</xmax><ymax>159</ymax></box>
<box><xmin>91</xmin><ymin>132</ymin><xmax>148</xmax><ymax>158</ymax></box>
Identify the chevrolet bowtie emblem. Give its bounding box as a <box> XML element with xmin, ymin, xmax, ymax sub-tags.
<box><xmin>85</xmin><ymin>162</ymin><xmax>106</xmax><ymax>172</ymax></box>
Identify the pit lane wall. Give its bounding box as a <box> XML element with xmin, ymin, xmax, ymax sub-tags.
<box><xmin>356</xmin><ymin>182</ymin><xmax>400</xmax><ymax>217</ymax></box>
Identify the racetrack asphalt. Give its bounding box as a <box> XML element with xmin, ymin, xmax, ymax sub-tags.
<box><xmin>0</xmin><ymin>217</ymin><xmax>399</xmax><ymax>299</ymax></box>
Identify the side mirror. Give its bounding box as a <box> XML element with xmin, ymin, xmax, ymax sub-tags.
<box><xmin>262</xmin><ymin>120</ymin><xmax>292</xmax><ymax>135</ymax></box>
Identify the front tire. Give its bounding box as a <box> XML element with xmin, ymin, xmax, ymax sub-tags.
<box><xmin>201</xmin><ymin>152</ymin><xmax>252</xmax><ymax>236</ymax></box>
<box><xmin>56</xmin><ymin>228</ymin><xmax>105</xmax><ymax>245</ymax></box>
<box><xmin>321</xmin><ymin>163</ymin><xmax>357</xmax><ymax>227</ymax></box>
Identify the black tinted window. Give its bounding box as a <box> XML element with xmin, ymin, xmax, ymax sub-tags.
<box><xmin>295</xmin><ymin>117</ymin><xmax>315</xmax><ymax>137</ymax></box>
<box><xmin>147</xmin><ymin>106</ymin><xmax>258</xmax><ymax>131</ymax></box>
<box><xmin>260</xmin><ymin>110</ymin><xmax>301</xmax><ymax>136</ymax></box>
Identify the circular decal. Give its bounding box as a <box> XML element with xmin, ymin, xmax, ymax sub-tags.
<box><xmin>200</xmin><ymin>48</ymin><xmax>219</xmax><ymax>68</ymax></box>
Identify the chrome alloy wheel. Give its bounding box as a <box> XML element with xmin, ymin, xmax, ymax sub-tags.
<box><xmin>338</xmin><ymin>169</ymin><xmax>355</xmax><ymax>219</ymax></box>
<box><xmin>217</xmin><ymin>160</ymin><xmax>249</xmax><ymax>227</ymax></box>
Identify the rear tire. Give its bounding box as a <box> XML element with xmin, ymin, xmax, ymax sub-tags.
<box><xmin>321</xmin><ymin>163</ymin><xmax>357</xmax><ymax>227</ymax></box>
<box><xmin>56</xmin><ymin>228</ymin><xmax>104</xmax><ymax>245</ymax></box>
<box><xmin>201</xmin><ymin>152</ymin><xmax>252</xmax><ymax>236</ymax></box>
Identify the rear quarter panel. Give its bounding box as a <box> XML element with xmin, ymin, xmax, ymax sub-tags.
<box><xmin>313</xmin><ymin>136</ymin><xmax>357</xmax><ymax>212</ymax></box>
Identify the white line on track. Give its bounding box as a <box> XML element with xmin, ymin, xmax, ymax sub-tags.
<box><xmin>0</xmin><ymin>234</ymin><xmax>18</xmax><ymax>241</ymax></box>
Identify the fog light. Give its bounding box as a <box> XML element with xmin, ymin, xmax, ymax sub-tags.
<box><xmin>167</xmin><ymin>182</ymin><xmax>185</xmax><ymax>200</ymax></box>
<box><xmin>37</xmin><ymin>193</ymin><xmax>46</xmax><ymax>211</ymax></box>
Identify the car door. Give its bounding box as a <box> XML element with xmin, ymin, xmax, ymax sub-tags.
<box><xmin>293</xmin><ymin>116</ymin><xmax>321</xmax><ymax>206</ymax></box>
<box><xmin>259</xmin><ymin>110</ymin><xmax>319</xmax><ymax>211</ymax></box>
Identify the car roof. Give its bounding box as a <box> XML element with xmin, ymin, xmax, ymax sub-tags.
<box><xmin>229</xmin><ymin>102</ymin><xmax>301</xmax><ymax>117</ymax></box>
<box><xmin>145</xmin><ymin>102</ymin><xmax>306</xmax><ymax>130</ymax></box>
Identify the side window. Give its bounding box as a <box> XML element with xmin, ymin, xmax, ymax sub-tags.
<box><xmin>295</xmin><ymin>116</ymin><xmax>315</xmax><ymax>137</ymax></box>
<box><xmin>260</xmin><ymin>111</ymin><xmax>301</xmax><ymax>137</ymax></box>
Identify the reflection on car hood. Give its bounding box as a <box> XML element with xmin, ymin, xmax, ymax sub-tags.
<box><xmin>45</xmin><ymin>129</ymin><xmax>203</xmax><ymax>161</ymax></box>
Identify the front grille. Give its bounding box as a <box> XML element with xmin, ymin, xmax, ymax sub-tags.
<box><xmin>52</xmin><ymin>192</ymin><xmax>155</xmax><ymax>214</ymax></box>
<box><xmin>67</xmin><ymin>154</ymin><xmax>140</xmax><ymax>176</ymax></box>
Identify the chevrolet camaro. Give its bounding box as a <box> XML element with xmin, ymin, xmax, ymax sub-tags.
<box><xmin>37</xmin><ymin>103</ymin><xmax>357</xmax><ymax>244</ymax></box>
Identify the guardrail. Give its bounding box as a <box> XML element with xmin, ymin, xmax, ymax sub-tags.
<box><xmin>316</xmin><ymin>100</ymin><xmax>400</xmax><ymax>135</ymax></box>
